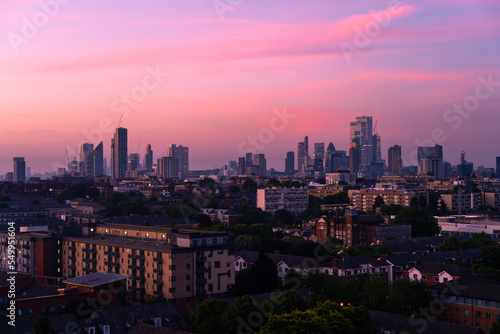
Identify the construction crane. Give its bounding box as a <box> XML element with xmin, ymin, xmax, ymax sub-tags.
<box><xmin>118</xmin><ymin>114</ymin><xmax>123</xmax><ymax>128</ymax></box>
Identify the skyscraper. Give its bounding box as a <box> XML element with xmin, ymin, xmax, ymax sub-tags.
<box><xmin>388</xmin><ymin>145</ymin><xmax>402</xmax><ymax>176</ymax></box>
<box><xmin>313</xmin><ymin>143</ymin><xmax>325</xmax><ymax>172</ymax></box>
<box><xmin>349</xmin><ymin>146</ymin><xmax>360</xmax><ymax>174</ymax></box>
<box><xmin>350</xmin><ymin>116</ymin><xmax>373</xmax><ymax>170</ymax></box>
<box><xmin>238</xmin><ymin>157</ymin><xmax>246</xmax><ymax>175</ymax></box>
<box><xmin>85</xmin><ymin>142</ymin><xmax>104</xmax><ymax>179</ymax></box>
<box><xmin>497</xmin><ymin>157</ymin><xmax>500</xmax><ymax>177</ymax></box>
<box><xmin>418</xmin><ymin>145</ymin><xmax>444</xmax><ymax>178</ymax></box>
<box><xmin>144</xmin><ymin>144</ymin><xmax>153</xmax><ymax>171</ymax></box>
<box><xmin>13</xmin><ymin>157</ymin><xmax>26</xmax><ymax>183</ymax></box>
<box><xmin>297</xmin><ymin>136</ymin><xmax>309</xmax><ymax>174</ymax></box>
<box><xmin>457</xmin><ymin>151</ymin><xmax>474</xmax><ymax>178</ymax></box>
<box><xmin>285</xmin><ymin>151</ymin><xmax>295</xmax><ymax>175</ymax></box>
<box><xmin>252</xmin><ymin>154</ymin><xmax>267</xmax><ymax>176</ymax></box>
<box><xmin>167</xmin><ymin>144</ymin><xmax>189</xmax><ymax>178</ymax></box>
<box><xmin>111</xmin><ymin>127</ymin><xmax>128</xmax><ymax>181</ymax></box>
<box><xmin>128</xmin><ymin>153</ymin><xmax>140</xmax><ymax>172</ymax></box>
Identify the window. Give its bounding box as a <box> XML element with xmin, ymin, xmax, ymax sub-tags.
<box><xmin>215</xmin><ymin>261</ymin><xmax>220</xmax><ymax>269</ymax></box>
<box><xmin>434</xmin><ymin>276</ymin><xmax>439</xmax><ymax>282</ymax></box>
<box><xmin>88</xmin><ymin>328</ymin><xmax>95</xmax><ymax>334</ymax></box>
<box><xmin>413</xmin><ymin>274</ymin><xmax>418</xmax><ymax>279</ymax></box>
<box><xmin>464</xmin><ymin>309</ymin><xmax>469</xmax><ymax>316</ymax></box>
<box><xmin>186</xmin><ymin>275</ymin><xmax>191</xmax><ymax>280</ymax></box>
<box><xmin>208</xmin><ymin>284</ymin><xmax>213</xmax><ymax>292</ymax></box>
<box><xmin>169</xmin><ymin>254</ymin><xmax>176</xmax><ymax>259</ymax></box>
<box><xmin>227</xmin><ymin>262</ymin><xmax>231</xmax><ymax>267</ymax></box>
<box><xmin>186</xmin><ymin>263</ymin><xmax>191</xmax><ymax>269</ymax></box>
<box><xmin>169</xmin><ymin>276</ymin><xmax>176</xmax><ymax>282</ymax></box>
<box><xmin>486</xmin><ymin>312</ymin><xmax>491</xmax><ymax>320</ymax></box>
<box><xmin>208</xmin><ymin>250</ymin><xmax>213</xmax><ymax>258</ymax></box>
<box><xmin>464</xmin><ymin>321</ymin><xmax>469</xmax><ymax>326</ymax></box>
<box><xmin>169</xmin><ymin>265</ymin><xmax>176</xmax><ymax>270</ymax></box>
<box><xmin>154</xmin><ymin>318</ymin><xmax>161</xmax><ymax>327</ymax></box>
<box><xmin>422</xmin><ymin>275</ymin><xmax>427</xmax><ymax>280</ymax></box>
<box><xmin>103</xmin><ymin>326</ymin><xmax>110</xmax><ymax>334</ymax></box>
<box><xmin>476</xmin><ymin>311</ymin><xmax>481</xmax><ymax>318</ymax></box>
<box><xmin>186</xmin><ymin>286</ymin><xmax>191</xmax><ymax>291</ymax></box>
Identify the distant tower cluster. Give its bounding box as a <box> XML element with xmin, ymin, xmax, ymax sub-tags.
<box><xmin>167</xmin><ymin>144</ymin><xmax>189</xmax><ymax>179</ymax></box>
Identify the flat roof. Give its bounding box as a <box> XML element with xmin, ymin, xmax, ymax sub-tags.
<box><xmin>64</xmin><ymin>272</ymin><xmax>128</xmax><ymax>288</ymax></box>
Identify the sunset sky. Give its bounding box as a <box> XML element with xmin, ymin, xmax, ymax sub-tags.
<box><xmin>1</xmin><ymin>0</ymin><xmax>499</xmax><ymax>174</ymax></box>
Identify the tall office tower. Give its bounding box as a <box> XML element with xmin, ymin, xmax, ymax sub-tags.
<box><xmin>285</xmin><ymin>151</ymin><xmax>295</xmax><ymax>175</ymax></box>
<box><xmin>349</xmin><ymin>146</ymin><xmax>360</xmax><ymax>174</ymax></box>
<box><xmin>238</xmin><ymin>157</ymin><xmax>246</xmax><ymax>175</ymax></box>
<box><xmin>418</xmin><ymin>145</ymin><xmax>444</xmax><ymax>178</ymax></box>
<box><xmin>111</xmin><ymin>127</ymin><xmax>128</xmax><ymax>181</ymax></box>
<box><xmin>144</xmin><ymin>144</ymin><xmax>153</xmax><ymax>171</ymax></box>
<box><xmin>13</xmin><ymin>157</ymin><xmax>26</xmax><ymax>183</ymax></box>
<box><xmin>26</xmin><ymin>167</ymin><xmax>31</xmax><ymax>180</ymax></box>
<box><xmin>80</xmin><ymin>143</ymin><xmax>94</xmax><ymax>162</ymax></box>
<box><xmin>388</xmin><ymin>145</ymin><xmax>402</xmax><ymax>176</ymax></box>
<box><xmin>128</xmin><ymin>153</ymin><xmax>140</xmax><ymax>172</ymax></box>
<box><xmin>350</xmin><ymin>116</ymin><xmax>374</xmax><ymax>171</ymax></box>
<box><xmin>5</xmin><ymin>172</ymin><xmax>13</xmax><ymax>182</ymax></box>
<box><xmin>85</xmin><ymin>142</ymin><xmax>104</xmax><ymax>179</ymax></box>
<box><xmin>297</xmin><ymin>136</ymin><xmax>309</xmax><ymax>174</ymax></box>
<box><xmin>457</xmin><ymin>151</ymin><xmax>474</xmax><ymax>177</ymax></box>
<box><xmin>313</xmin><ymin>143</ymin><xmax>325</xmax><ymax>172</ymax></box>
<box><xmin>497</xmin><ymin>157</ymin><xmax>500</xmax><ymax>177</ymax></box>
<box><xmin>245</xmin><ymin>152</ymin><xmax>253</xmax><ymax>167</ymax></box>
<box><xmin>252</xmin><ymin>154</ymin><xmax>267</xmax><ymax>176</ymax></box>
<box><xmin>157</xmin><ymin>157</ymin><xmax>176</xmax><ymax>179</ymax></box>
<box><xmin>167</xmin><ymin>144</ymin><xmax>189</xmax><ymax>178</ymax></box>
<box><xmin>324</xmin><ymin>143</ymin><xmax>336</xmax><ymax>172</ymax></box>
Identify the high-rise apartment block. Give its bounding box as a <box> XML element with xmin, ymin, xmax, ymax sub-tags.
<box><xmin>85</xmin><ymin>142</ymin><xmax>104</xmax><ymax>179</ymax></box>
<box><xmin>297</xmin><ymin>136</ymin><xmax>309</xmax><ymax>174</ymax></box>
<box><xmin>257</xmin><ymin>187</ymin><xmax>308</xmax><ymax>215</ymax></box>
<box><xmin>388</xmin><ymin>145</ymin><xmax>402</xmax><ymax>176</ymax></box>
<box><xmin>167</xmin><ymin>144</ymin><xmax>189</xmax><ymax>178</ymax></box>
<box><xmin>144</xmin><ymin>144</ymin><xmax>153</xmax><ymax>171</ymax></box>
<box><xmin>285</xmin><ymin>151</ymin><xmax>295</xmax><ymax>175</ymax></box>
<box><xmin>157</xmin><ymin>157</ymin><xmax>176</xmax><ymax>179</ymax></box>
<box><xmin>13</xmin><ymin>157</ymin><xmax>26</xmax><ymax>183</ymax></box>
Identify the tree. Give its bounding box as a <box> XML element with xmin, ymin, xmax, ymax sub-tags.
<box><xmin>243</xmin><ymin>179</ymin><xmax>257</xmax><ymax>190</ymax></box>
<box><xmin>190</xmin><ymin>299</ymin><xmax>229</xmax><ymax>334</ymax></box>
<box><xmin>198</xmin><ymin>177</ymin><xmax>215</xmax><ymax>188</ymax></box>
<box><xmin>34</xmin><ymin>316</ymin><xmax>54</xmax><ymax>334</ymax></box>
<box><xmin>195</xmin><ymin>214</ymin><xmax>212</xmax><ymax>228</ymax></box>
<box><xmin>388</xmin><ymin>279</ymin><xmax>432</xmax><ymax>316</ymax></box>
<box><xmin>373</xmin><ymin>195</ymin><xmax>385</xmax><ymax>212</ymax></box>
<box><xmin>380</xmin><ymin>204</ymin><xmax>403</xmax><ymax>216</ymax></box>
<box><xmin>394</xmin><ymin>207</ymin><xmax>440</xmax><ymax>237</ymax></box>
<box><xmin>274</xmin><ymin>209</ymin><xmax>295</xmax><ymax>225</ymax></box>
<box><xmin>0</xmin><ymin>202</ymin><xmax>9</xmax><ymax>208</ymax></box>
<box><xmin>221</xmin><ymin>295</ymin><xmax>259</xmax><ymax>334</ymax></box>
<box><xmin>438</xmin><ymin>236</ymin><xmax>462</xmax><ymax>251</ymax></box>
<box><xmin>490</xmin><ymin>321</ymin><xmax>500</xmax><ymax>334</ymax></box>
<box><xmin>267</xmin><ymin>178</ymin><xmax>281</xmax><ymax>187</ymax></box>
<box><xmin>228</xmin><ymin>184</ymin><xmax>240</xmax><ymax>193</ymax></box>
<box><xmin>253</xmin><ymin>252</ymin><xmax>279</xmax><ymax>292</ymax></box>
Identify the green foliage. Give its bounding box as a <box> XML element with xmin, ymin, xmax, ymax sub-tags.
<box><xmin>198</xmin><ymin>177</ymin><xmax>215</xmax><ymax>188</ymax></box>
<box><xmin>234</xmin><ymin>252</ymin><xmax>279</xmax><ymax>295</ymax></box>
<box><xmin>394</xmin><ymin>207</ymin><xmax>440</xmax><ymax>237</ymax></box>
<box><xmin>190</xmin><ymin>299</ymin><xmax>229</xmax><ymax>334</ymax></box>
<box><xmin>438</xmin><ymin>235</ymin><xmax>462</xmax><ymax>251</ymax></box>
<box><xmin>34</xmin><ymin>316</ymin><xmax>55</xmax><ymax>334</ymax></box>
<box><xmin>220</xmin><ymin>295</ymin><xmax>259</xmax><ymax>334</ymax></box>
<box><xmin>387</xmin><ymin>279</ymin><xmax>432</xmax><ymax>316</ymax></box>
<box><xmin>373</xmin><ymin>195</ymin><xmax>385</xmax><ymax>211</ymax></box>
<box><xmin>281</xmin><ymin>180</ymin><xmax>305</xmax><ymax>188</ymax></box>
<box><xmin>489</xmin><ymin>321</ymin><xmax>500</xmax><ymax>334</ymax></box>
<box><xmin>228</xmin><ymin>184</ymin><xmax>240</xmax><ymax>193</ymax></box>
<box><xmin>267</xmin><ymin>178</ymin><xmax>281</xmax><ymax>187</ymax></box>
<box><xmin>195</xmin><ymin>214</ymin><xmax>212</xmax><ymax>227</ymax></box>
<box><xmin>274</xmin><ymin>209</ymin><xmax>295</xmax><ymax>225</ymax></box>
<box><xmin>322</xmin><ymin>192</ymin><xmax>350</xmax><ymax>205</ymax></box>
<box><xmin>379</xmin><ymin>204</ymin><xmax>403</xmax><ymax>216</ymax></box>
<box><xmin>243</xmin><ymin>179</ymin><xmax>257</xmax><ymax>190</ymax></box>
<box><xmin>105</xmin><ymin>192</ymin><xmax>151</xmax><ymax>217</ymax></box>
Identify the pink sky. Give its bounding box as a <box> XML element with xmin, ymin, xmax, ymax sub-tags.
<box><xmin>1</xmin><ymin>0</ymin><xmax>500</xmax><ymax>174</ymax></box>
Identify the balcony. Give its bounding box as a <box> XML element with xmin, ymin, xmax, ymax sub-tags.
<box><xmin>104</xmin><ymin>250</ymin><xmax>120</xmax><ymax>257</ymax></box>
<box><xmin>196</xmin><ymin>278</ymin><xmax>207</xmax><ymax>284</ymax></box>
<box><xmin>104</xmin><ymin>261</ymin><xmax>118</xmax><ymax>267</ymax></box>
<box><xmin>67</xmin><ymin>265</ymin><xmax>76</xmax><ymax>270</ymax></box>
<box><xmin>153</xmin><ymin>268</ymin><xmax>163</xmax><ymax>274</ymax></box>
<box><xmin>128</xmin><ymin>264</ymin><xmax>145</xmax><ymax>271</ymax></box>
<box><xmin>130</xmin><ymin>252</ymin><xmax>145</xmax><ymax>260</ymax></box>
<box><xmin>196</xmin><ymin>256</ymin><xmax>207</xmax><ymax>262</ymax></box>
<box><xmin>196</xmin><ymin>267</ymin><xmax>208</xmax><ymax>274</ymax></box>
<box><xmin>153</xmin><ymin>256</ymin><xmax>163</xmax><ymax>263</ymax></box>
<box><xmin>82</xmin><ymin>267</ymin><xmax>94</xmax><ymax>273</ymax></box>
<box><xmin>132</xmin><ymin>276</ymin><xmax>145</xmax><ymax>283</ymax></box>
<box><xmin>22</xmin><ymin>253</ymin><xmax>30</xmax><ymax>259</ymax></box>
<box><xmin>82</xmin><ymin>258</ymin><xmax>96</xmax><ymax>264</ymax></box>
<box><xmin>153</xmin><ymin>290</ymin><xmax>163</xmax><ymax>297</ymax></box>
<box><xmin>67</xmin><ymin>245</ymin><xmax>75</xmax><ymax>251</ymax></box>
<box><xmin>82</xmin><ymin>246</ymin><xmax>96</xmax><ymax>253</ymax></box>
<box><xmin>130</xmin><ymin>286</ymin><xmax>145</xmax><ymax>293</ymax></box>
<box><xmin>153</xmin><ymin>279</ymin><xmax>163</xmax><ymax>285</ymax></box>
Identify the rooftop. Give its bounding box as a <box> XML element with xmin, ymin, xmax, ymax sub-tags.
<box><xmin>64</xmin><ymin>272</ymin><xmax>128</xmax><ymax>288</ymax></box>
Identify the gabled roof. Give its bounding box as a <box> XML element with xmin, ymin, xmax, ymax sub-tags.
<box><xmin>412</xmin><ymin>263</ymin><xmax>473</xmax><ymax>277</ymax></box>
<box><xmin>432</xmin><ymin>276</ymin><xmax>500</xmax><ymax>302</ymax></box>
<box><xmin>234</xmin><ymin>250</ymin><xmax>316</xmax><ymax>269</ymax></box>
<box><xmin>336</xmin><ymin>256</ymin><xmax>390</xmax><ymax>269</ymax></box>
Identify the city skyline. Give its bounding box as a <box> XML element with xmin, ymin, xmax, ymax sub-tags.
<box><xmin>1</xmin><ymin>0</ymin><xmax>500</xmax><ymax>174</ymax></box>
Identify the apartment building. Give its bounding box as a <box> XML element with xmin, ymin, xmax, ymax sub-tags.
<box><xmin>352</xmin><ymin>188</ymin><xmax>415</xmax><ymax>212</ymax></box>
<box><xmin>61</xmin><ymin>223</ymin><xmax>234</xmax><ymax>302</ymax></box>
<box><xmin>257</xmin><ymin>187</ymin><xmax>308</xmax><ymax>215</ymax></box>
